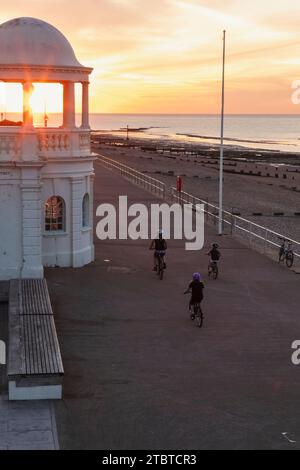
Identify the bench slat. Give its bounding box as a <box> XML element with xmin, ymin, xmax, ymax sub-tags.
<box><xmin>21</xmin><ymin>279</ymin><xmax>53</xmax><ymax>315</ymax></box>
<box><xmin>21</xmin><ymin>315</ymin><xmax>64</xmax><ymax>375</ymax></box>
<box><xmin>8</xmin><ymin>279</ymin><xmax>64</xmax><ymax>379</ymax></box>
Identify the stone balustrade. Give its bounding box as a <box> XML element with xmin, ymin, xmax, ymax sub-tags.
<box><xmin>38</xmin><ymin>130</ymin><xmax>70</xmax><ymax>155</ymax></box>
<box><xmin>0</xmin><ymin>127</ymin><xmax>91</xmax><ymax>160</ymax></box>
<box><xmin>0</xmin><ymin>132</ymin><xmax>22</xmax><ymax>160</ymax></box>
<box><xmin>79</xmin><ymin>132</ymin><xmax>90</xmax><ymax>150</ymax></box>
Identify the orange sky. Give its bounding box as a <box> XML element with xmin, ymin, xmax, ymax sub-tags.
<box><xmin>1</xmin><ymin>0</ymin><xmax>300</xmax><ymax>114</ymax></box>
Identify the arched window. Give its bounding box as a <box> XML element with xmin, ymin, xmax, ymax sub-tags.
<box><xmin>45</xmin><ymin>196</ymin><xmax>65</xmax><ymax>232</ymax></box>
<box><xmin>82</xmin><ymin>193</ymin><xmax>90</xmax><ymax>228</ymax></box>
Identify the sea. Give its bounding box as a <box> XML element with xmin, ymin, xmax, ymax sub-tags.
<box><xmin>4</xmin><ymin>113</ymin><xmax>300</xmax><ymax>154</ymax></box>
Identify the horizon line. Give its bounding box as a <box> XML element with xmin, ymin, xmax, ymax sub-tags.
<box><xmin>4</xmin><ymin>112</ymin><xmax>300</xmax><ymax>116</ymax></box>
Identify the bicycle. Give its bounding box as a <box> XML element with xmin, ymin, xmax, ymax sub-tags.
<box><xmin>278</xmin><ymin>237</ymin><xmax>294</xmax><ymax>268</ymax></box>
<box><xmin>184</xmin><ymin>291</ymin><xmax>204</xmax><ymax>328</ymax></box>
<box><xmin>191</xmin><ymin>302</ymin><xmax>204</xmax><ymax>328</ymax></box>
<box><xmin>156</xmin><ymin>251</ymin><xmax>165</xmax><ymax>280</ymax></box>
<box><xmin>208</xmin><ymin>260</ymin><xmax>218</xmax><ymax>280</ymax></box>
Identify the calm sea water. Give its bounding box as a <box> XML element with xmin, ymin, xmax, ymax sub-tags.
<box><xmin>5</xmin><ymin>113</ymin><xmax>300</xmax><ymax>153</ymax></box>
<box><xmin>89</xmin><ymin>114</ymin><xmax>300</xmax><ymax>153</ymax></box>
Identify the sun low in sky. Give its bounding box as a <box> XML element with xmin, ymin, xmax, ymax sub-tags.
<box><xmin>1</xmin><ymin>0</ymin><xmax>300</xmax><ymax>114</ymax></box>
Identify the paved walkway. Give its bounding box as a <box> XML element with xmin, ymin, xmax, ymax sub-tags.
<box><xmin>0</xmin><ymin>300</ymin><xmax>59</xmax><ymax>450</ymax></box>
<box><xmin>0</xmin><ymin>397</ymin><xmax>59</xmax><ymax>450</ymax></box>
<box><xmin>48</xmin><ymin>162</ymin><xmax>300</xmax><ymax>450</ymax></box>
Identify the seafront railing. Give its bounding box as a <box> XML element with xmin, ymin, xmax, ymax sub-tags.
<box><xmin>171</xmin><ymin>187</ymin><xmax>300</xmax><ymax>268</ymax></box>
<box><xmin>95</xmin><ymin>153</ymin><xmax>299</xmax><ymax>269</ymax></box>
<box><xmin>97</xmin><ymin>154</ymin><xmax>166</xmax><ymax>198</ymax></box>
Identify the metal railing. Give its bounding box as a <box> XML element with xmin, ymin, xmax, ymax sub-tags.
<box><xmin>97</xmin><ymin>154</ymin><xmax>166</xmax><ymax>198</ymax></box>
<box><xmin>94</xmin><ymin>155</ymin><xmax>299</xmax><ymax>268</ymax></box>
<box><xmin>171</xmin><ymin>187</ymin><xmax>300</xmax><ymax>267</ymax></box>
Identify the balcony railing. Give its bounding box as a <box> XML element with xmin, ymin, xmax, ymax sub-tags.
<box><xmin>37</xmin><ymin>128</ymin><xmax>90</xmax><ymax>157</ymax></box>
<box><xmin>0</xmin><ymin>127</ymin><xmax>91</xmax><ymax>160</ymax></box>
<box><xmin>0</xmin><ymin>129</ymin><xmax>22</xmax><ymax>160</ymax></box>
<box><xmin>38</xmin><ymin>129</ymin><xmax>70</xmax><ymax>156</ymax></box>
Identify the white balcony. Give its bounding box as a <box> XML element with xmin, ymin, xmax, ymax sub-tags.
<box><xmin>0</xmin><ymin>127</ymin><xmax>22</xmax><ymax>161</ymax></box>
<box><xmin>0</xmin><ymin>127</ymin><xmax>91</xmax><ymax>162</ymax></box>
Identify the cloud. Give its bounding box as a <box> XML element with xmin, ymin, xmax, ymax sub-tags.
<box><xmin>1</xmin><ymin>0</ymin><xmax>300</xmax><ymax>112</ymax></box>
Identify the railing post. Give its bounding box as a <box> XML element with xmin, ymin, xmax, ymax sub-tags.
<box><xmin>264</xmin><ymin>229</ymin><xmax>268</xmax><ymax>254</ymax></box>
<box><xmin>230</xmin><ymin>212</ymin><xmax>234</xmax><ymax>235</ymax></box>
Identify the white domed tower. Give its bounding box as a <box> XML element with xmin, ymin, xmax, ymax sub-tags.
<box><xmin>0</xmin><ymin>18</ymin><xmax>94</xmax><ymax>279</ymax></box>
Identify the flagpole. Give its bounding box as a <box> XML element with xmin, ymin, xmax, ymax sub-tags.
<box><xmin>218</xmin><ymin>30</ymin><xmax>226</xmax><ymax>235</ymax></box>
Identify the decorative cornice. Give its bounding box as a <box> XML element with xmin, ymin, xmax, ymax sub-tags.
<box><xmin>0</xmin><ymin>64</ymin><xmax>92</xmax><ymax>82</ymax></box>
<box><xmin>44</xmin><ymin>156</ymin><xmax>97</xmax><ymax>163</ymax></box>
<box><xmin>0</xmin><ymin>64</ymin><xmax>93</xmax><ymax>74</ymax></box>
<box><xmin>0</xmin><ymin>161</ymin><xmax>45</xmax><ymax>169</ymax></box>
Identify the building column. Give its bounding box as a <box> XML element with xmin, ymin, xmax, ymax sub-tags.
<box><xmin>71</xmin><ymin>177</ymin><xmax>84</xmax><ymax>267</ymax></box>
<box><xmin>23</xmin><ymin>81</ymin><xmax>34</xmax><ymax>128</ymax></box>
<box><xmin>21</xmin><ymin>83</ymin><xmax>38</xmax><ymax>162</ymax></box>
<box><xmin>20</xmin><ymin>169</ymin><xmax>43</xmax><ymax>279</ymax></box>
<box><xmin>81</xmin><ymin>82</ymin><xmax>90</xmax><ymax>129</ymax></box>
<box><xmin>63</xmin><ymin>81</ymin><xmax>76</xmax><ymax>128</ymax></box>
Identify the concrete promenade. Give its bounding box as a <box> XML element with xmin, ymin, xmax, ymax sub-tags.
<box><xmin>48</xmin><ymin>161</ymin><xmax>300</xmax><ymax>450</ymax></box>
<box><xmin>0</xmin><ymin>302</ymin><xmax>59</xmax><ymax>450</ymax></box>
<box><xmin>0</xmin><ymin>398</ymin><xmax>59</xmax><ymax>450</ymax></box>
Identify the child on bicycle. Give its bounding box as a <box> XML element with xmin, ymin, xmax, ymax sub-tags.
<box><xmin>207</xmin><ymin>243</ymin><xmax>221</xmax><ymax>272</ymax></box>
<box><xmin>184</xmin><ymin>272</ymin><xmax>204</xmax><ymax>318</ymax></box>
<box><xmin>149</xmin><ymin>229</ymin><xmax>167</xmax><ymax>271</ymax></box>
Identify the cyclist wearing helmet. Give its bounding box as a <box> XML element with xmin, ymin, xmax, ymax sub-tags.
<box><xmin>149</xmin><ymin>229</ymin><xmax>167</xmax><ymax>271</ymax></box>
<box><xmin>207</xmin><ymin>243</ymin><xmax>221</xmax><ymax>265</ymax></box>
<box><xmin>184</xmin><ymin>273</ymin><xmax>204</xmax><ymax>314</ymax></box>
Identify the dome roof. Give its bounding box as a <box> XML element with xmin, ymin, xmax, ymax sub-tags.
<box><xmin>0</xmin><ymin>17</ymin><xmax>83</xmax><ymax>68</ymax></box>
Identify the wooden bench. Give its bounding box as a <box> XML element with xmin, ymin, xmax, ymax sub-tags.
<box><xmin>8</xmin><ymin>279</ymin><xmax>64</xmax><ymax>400</ymax></box>
<box><xmin>20</xmin><ymin>278</ymin><xmax>53</xmax><ymax>315</ymax></box>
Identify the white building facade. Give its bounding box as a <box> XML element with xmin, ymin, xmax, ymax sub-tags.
<box><xmin>0</xmin><ymin>17</ymin><xmax>95</xmax><ymax>280</ymax></box>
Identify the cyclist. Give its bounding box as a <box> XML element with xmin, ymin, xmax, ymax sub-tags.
<box><xmin>184</xmin><ymin>272</ymin><xmax>204</xmax><ymax>319</ymax></box>
<box><xmin>207</xmin><ymin>243</ymin><xmax>221</xmax><ymax>273</ymax></box>
<box><xmin>149</xmin><ymin>229</ymin><xmax>167</xmax><ymax>271</ymax></box>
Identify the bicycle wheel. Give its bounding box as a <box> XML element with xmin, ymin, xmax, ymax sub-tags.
<box><xmin>156</xmin><ymin>259</ymin><xmax>160</xmax><ymax>276</ymax></box>
<box><xmin>286</xmin><ymin>251</ymin><xmax>294</xmax><ymax>268</ymax></box>
<box><xmin>195</xmin><ymin>305</ymin><xmax>203</xmax><ymax>328</ymax></box>
<box><xmin>279</xmin><ymin>248</ymin><xmax>285</xmax><ymax>263</ymax></box>
<box><xmin>160</xmin><ymin>267</ymin><xmax>164</xmax><ymax>280</ymax></box>
<box><xmin>213</xmin><ymin>265</ymin><xmax>218</xmax><ymax>280</ymax></box>
<box><xmin>158</xmin><ymin>257</ymin><xmax>164</xmax><ymax>280</ymax></box>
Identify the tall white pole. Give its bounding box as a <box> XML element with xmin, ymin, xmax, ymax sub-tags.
<box><xmin>218</xmin><ymin>30</ymin><xmax>226</xmax><ymax>235</ymax></box>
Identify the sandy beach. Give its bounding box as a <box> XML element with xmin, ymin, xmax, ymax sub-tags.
<box><xmin>92</xmin><ymin>132</ymin><xmax>300</xmax><ymax>243</ymax></box>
